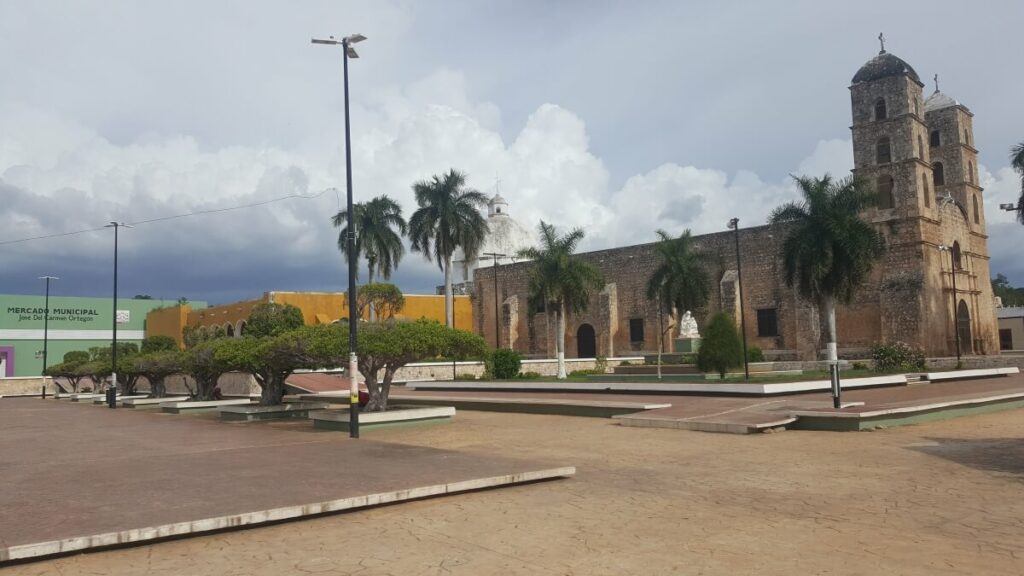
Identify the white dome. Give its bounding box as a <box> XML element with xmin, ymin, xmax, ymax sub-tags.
<box><xmin>455</xmin><ymin>195</ymin><xmax>535</xmax><ymax>281</ymax></box>
<box><xmin>924</xmin><ymin>90</ymin><xmax>959</xmax><ymax>113</ymax></box>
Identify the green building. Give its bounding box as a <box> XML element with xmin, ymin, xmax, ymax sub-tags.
<box><xmin>0</xmin><ymin>294</ymin><xmax>206</xmax><ymax>378</ymax></box>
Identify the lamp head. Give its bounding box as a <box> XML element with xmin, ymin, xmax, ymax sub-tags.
<box><xmin>727</xmin><ymin>217</ymin><xmax>739</xmax><ymax>230</ymax></box>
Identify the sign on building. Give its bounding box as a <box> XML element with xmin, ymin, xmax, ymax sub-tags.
<box><xmin>115</xmin><ymin>310</ymin><xmax>131</xmax><ymax>324</ymax></box>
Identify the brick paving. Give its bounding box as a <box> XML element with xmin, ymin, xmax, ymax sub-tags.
<box><xmin>0</xmin><ymin>398</ymin><xmax>569</xmax><ymax>558</ymax></box>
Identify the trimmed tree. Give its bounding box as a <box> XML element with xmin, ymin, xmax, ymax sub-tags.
<box><xmin>357</xmin><ymin>320</ymin><xmax>487</xmax><ymax>412</ymax></box>
<box><xmin>409</xmin><ymin>169</ymin><xmax>490</xmax><ymax>327</ymax></box>
<box><xmin>217</xmin><ymin>325</ymin><xmax>345</xmax><ymax>406</ymax></box>
<box><xmin>133</xmin><ymin>350</ymin><xmax>184</xmax><ymax>398</ymax></box>
<box><xmin>183</xmin><ymin>339</ymin><xmax>234</xmax><ymax>400</ymax></box>
<box><xmin>519</xmin><ymin>221</ymin><xmax>604</xmax><ymax>379</ymax></box>
<box><xmin>357</xmin><ymin>283</ymin><xmax>406</xmax><ymax>322</ymax></box>
<box><xmin>696</xmin><ymin>312</ymin><xmax>745</xmax><ymax>378</ymax></box>
<box><xmin>141</xmin><ymin>335</ymin><xmax>178</xmax><ymax>353</ymax></box>
<box><xmin>44</xmin><ymin>350</ymin><xmax>91</xmax><ymax>392</ymax></box>
<box><xmin>245</xmin><ymin>302</ymin><xmax>305</xmax><ymax>338</ymax></box>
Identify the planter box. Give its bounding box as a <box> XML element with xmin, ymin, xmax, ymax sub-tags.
<box><xmin>122</xmin><ymin>396</ymin><xmax>190</xmax><ymax>408</ymax></box>
<box><xmin>311</xmin><ymin>405</ymin><xmax>455</xmax><ymax>432</ymax></box>
<box><xmin>160</xmin><ymin>399</ymin><xmax>253</xmax><ymax>413</ymax></box>
<box><xmin>219</xmin><ymin>402</ymin><xmax>333</xmax><ymax>421</ymax></box>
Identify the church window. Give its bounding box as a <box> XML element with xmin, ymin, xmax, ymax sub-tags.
<box><xmin>918</xmin><ymin>135</ymin><xmax>924</xmax><ymax>159</ymax></box>
<box><xmin>756</xmin><ymin>308</ymin><xmax>778</xmax><ymax>337</ymax></box>
<box><xmin>629</xmin><ymin>318</ymin><xmax>645</xmax><ymax>343</ymax></box>
<box><xmin>933</xmin><ymin>162</ymin><xmax>945</xmax><ymax>186</ymax></box>
<box><xmin>968</xmin><ymin>161</ymin><xmax>975</xmax><ymax>184</ymax></box>
<box><xmin>876</xmin><ymin>137</ymin><xmax>892</xmax><ymax>164</ymax></box>
<box><xmin>874</xmin><ymin>98</ymin><xmax>887</xmax><ymax>120</ymax></box>
<box><xmin>876</xmin><ymin>175</ymin><xmax>895</xmax><ymax>209</ymax></box>
<box><xmin>913</xmin><ymin>97</ymin><xmax>919</xmax><ymax>116</ymax></box>
<box><xmin>972</xmin><ymin>194</ymin><xmax>980</xmax><ymax>224</ymax></box>
<box><xmin>930</xmin><ymin>130</ymin><xmax>941</xmax><ymax>147</ymax></box>
<box><xmin>963</xmin><ymin>129</ymin><xmax>970</xmax><ymax>145</ymax></box>
<box><xmin>922</xmin><ymin>174</ymin><xmax>930</xmax><ymax>207</ymax></box>
<box><xmin>952</xmin><ymin>241</ymin><xmax>963</xmax><ymax>270</ymax></box>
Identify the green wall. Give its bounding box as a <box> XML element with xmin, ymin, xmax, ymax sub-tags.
<box><xmin>0</xmin><ymin>294</ymin><xmax>204</xmax><ymax>377</ymax></box>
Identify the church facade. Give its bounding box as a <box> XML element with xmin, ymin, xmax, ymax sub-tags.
<box><xmin>471</xmin><ymin>46</ymin><xmax>999</xmax><ymax>361</ymax></box>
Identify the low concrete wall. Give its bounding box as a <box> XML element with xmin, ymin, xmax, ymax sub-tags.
<box><xmin>0</xmin><ymin>376</ymin><xmax>55</xmax><ymax>396</ymax></box>
<box><xmin>391</xmin><ymin>357</ymin><xmax>644</xmax><ymax>381</ymax></box>
<box><xmin>136</xmin><ymin>372</ymin><xmax>260</xmax><ymax>397</ymax></box>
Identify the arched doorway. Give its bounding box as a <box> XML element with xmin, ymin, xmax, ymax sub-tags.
<box><xmin>576</xmin><ymin>324</ymin><xmax>596</xmax><ymax>358</ymax></box>
<box><xmin>957</xmin><ymin>300</ymin><xmax>972</xmax><ymax>354</ymax></box>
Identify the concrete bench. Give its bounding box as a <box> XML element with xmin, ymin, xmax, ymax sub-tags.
<box><xmin>161</xmin><ymin>399</ymin><xmax>253</xmax><ymax>413</ymax></box>
<box><xmin>310</xmin><ymin>406</ymin><xmax>455</xmax><ymax>432</ymax></box>
<box><xmin>122</xmin><ymin>396</ymin><xmax>190</xmax><ymax>408</ymax></box>
<box><xmin>220</xmin><ymin>402</ymin><xmax>333</xmax><ymax>421</ymax></box>
<box><xmin>69</xmin><ymin>393</ymin><xmax>104</xmax><ymax>402</ymax></box>
<box><xmin>924</xmin><ymin>367</ymin><xmax>1020</xmax><ymax>382</ymax></box>
<box><xmin>391</xmin><ymin>394</ymin><xmax>670</xmax><ymax>418</ymax></box>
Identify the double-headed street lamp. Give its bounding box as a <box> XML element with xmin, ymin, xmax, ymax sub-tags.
<box><xmin>39</xmin><ymin>275</ymin><xmax>59</xmax><ymax>397</ymax></box>
<box><xmin>313</xmin><ymin>32</ymin><xmax>366</xmax><ymax>438</ymax></box>
<box><xmin>104</xmin><ymin>222</ymin><xmax>132</xmax><ymax>409</ymax></box>
<box><xmin>727</xmin><ymin>218</ymin><xmax>750</xmax><ymax>382</ymax></box>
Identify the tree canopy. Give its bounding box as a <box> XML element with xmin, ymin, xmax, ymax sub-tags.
<box><xmin>357</xmin><ymin>283</ymin><xmax>405</xmax><ymax>321</ymax></box>
<box><xmin>332</xmin><ymin>195</ymin><xmax>407</xmax><ymax>282</ymax></box>
<box><xmin>244</xmin><ymin>302</ymin><xmax>305</xmax><ymax>338</ymax></box>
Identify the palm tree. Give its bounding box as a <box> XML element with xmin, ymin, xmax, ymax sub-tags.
<box><xmin>1011</xmin><ymin>141</ymin><xmax>1024</xmax><ymax>224</ymax></box>
<box><xmin>408</xmin><ymin>169</ymin><xmax>490</xmax><ymax>326</ymax></box>
<box><xmin>331</xmin><ymin>195</ymin><xmax>407</xmax><ymax>287</ymax></box>
<box><xmin>519</xmin><ymin>221</ymin><xmax>604</xmax><ymax>379</ymax></box>
<box><xmin>646</xmin><ymin>229</ymin><xmax>710</xmax><ymax>379</ymax></box>
<box><xmin>769</xmin><ymin>174</ymin><xmax>884</xmax><ymax>405</ymax></box>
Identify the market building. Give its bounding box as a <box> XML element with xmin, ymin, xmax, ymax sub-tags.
<box><xmin>0</xmin><ymin>294</ymin><xmax>201</xmax><ymax>377</ymax></box>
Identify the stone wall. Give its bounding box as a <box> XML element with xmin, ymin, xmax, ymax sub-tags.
<box><xmin>0</xmin><ymin>376</ymin><xmax>55</xmax><ymax>396</ymax></box>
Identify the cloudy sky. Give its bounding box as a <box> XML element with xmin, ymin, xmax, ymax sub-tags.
<box><xmin>1</xmin><ymin>0</ymin><xmax>1022</xmax><ymax>304</ymax></box>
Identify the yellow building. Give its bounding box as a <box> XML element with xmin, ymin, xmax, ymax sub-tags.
<box><xmin>146</xmin><ymin>291</ymin><xmax>472</xmax><ymax>347</ymax></box>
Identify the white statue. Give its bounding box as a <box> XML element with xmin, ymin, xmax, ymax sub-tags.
<box><xmin>679</xmin><ymin>311</ymin><xmax>700</xmax><ymax>339</ymax></box>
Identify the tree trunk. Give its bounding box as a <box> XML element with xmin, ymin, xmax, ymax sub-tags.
<box><xmin>151</xmin><ymin>377</ymin><xmax>166</xmax><ymax>398</ymax></box>
<box><xmin>364</xmin><ymin>374</ymin><xmax>382</xmax><ymax>412</ymax></box>
<box><xmin>556</xmin><ymin>301</ymin><xmax>567</xmax><ymax>379</ymax></box>
<box><xmin>380</xmin><ymin>367</ymin><xmax>397</xmax><ymax>412</ymax></box>
<box><xmin>824</xmin><ymin>295</ymin><xmax>838</xmax><ymax>362</ymax></box>
<box><xmin>367</xmin><ymin>266</ymin><xmax>376</xmax><ymax>322</ymax></box>
<box><xmin>657</xmin><ymin>310</ymin><xmax>663</xmax><ymax>381</ymax></box>
<box><xmin>444</xmin><ymin>254</ymin><xmax>454</xmax><ymax>327</ymax></box>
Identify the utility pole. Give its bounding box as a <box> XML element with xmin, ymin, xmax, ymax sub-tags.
<box><xmin>313</xmin><ymin>33</ymin><xmax>367</xmax><ymax>438</ymax></box>
<box><xmin>481</xmin><ymin>252</ymin><xmax>506</xmax><ymax>349</ymax></box>
<box><xmin>104</xmin><ymin>222</ymin><xmax>131</xmax><ymax>408</ymax></box>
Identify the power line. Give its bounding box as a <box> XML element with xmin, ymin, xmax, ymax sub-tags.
<box><xmin>0</xmin><ymin>188</ymin><xmax>335</xmax><ymax>247</ymax></box>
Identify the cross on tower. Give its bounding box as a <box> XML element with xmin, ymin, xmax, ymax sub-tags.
<box><xmin>934</xmin><ymin>73</ymin><xmax>940</xmax><ymax>92</ymax></box>
<box><xmin>878</xmin><ymin>32</ymin><xmax>886</xmax><ymax>53</ymax></box>
<box><xmin>494</xmin><ymin>173</ymin><xmax>501</xmax><ymax>194</ymax></box>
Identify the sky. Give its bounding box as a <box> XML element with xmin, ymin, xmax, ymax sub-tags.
<box><xmin>1</xmin><ymin>0</ymin><xmax>1022</xmax><ymax>304</ymax></box>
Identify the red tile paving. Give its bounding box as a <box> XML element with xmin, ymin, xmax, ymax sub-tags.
<box><xmin>286</xmin><ymin>373</ymin><xmax>349</xmax><ymax>393</ymax></box>
<box><xmin>0</xmin><ymin>398</ymin><xmax>570</xmax><ymax>560</ymax></box>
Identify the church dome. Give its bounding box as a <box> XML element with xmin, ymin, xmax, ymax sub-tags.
<box><xmin>852</xmin><ymin>51</ymin><xmax>921</xmax><ymax>85</ymax></box>
<box><xmin>923</xmin><ymin>90</ymin><xmax>960</xmax><ymax>113</ymax></box>
<box><xmin>456</xmin><ymin>194</ymin><xmax>535</xmax><ymax>280</ymax></box>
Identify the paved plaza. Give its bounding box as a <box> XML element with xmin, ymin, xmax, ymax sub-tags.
<box><xmin>0</xmin><ymin>398</ymin><xmax>571</xmax><ymax>562</ymax></box>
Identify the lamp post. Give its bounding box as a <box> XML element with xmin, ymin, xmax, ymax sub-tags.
<box><xmin>727</xmin><ymin>218</ymin><xmax>750</xmax><ymax>381</ymax></box>
<box><xmin>937</xmin><ymin>244</ymin><xmax>961</xmax><ymax>364</ymax></box>
<box><xmin>313</xmin><ymin>33</ymin><xmax>366</xmax><ymax>438</ymax></box>
<box><xmin>104</xmin><ymin>222</ymin><xmax>132</xmax><ymax>408</ymax></box>
<box><xmin>481</xmin><ymin>252</ymin><xmax>506</xmax><ymax>349</ymax></box>
<box><xmin>39</xmin><ymin>275</ymin><xmax>58</xmax><ymax>397</ymax></box>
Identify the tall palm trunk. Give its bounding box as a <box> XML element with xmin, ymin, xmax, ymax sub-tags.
<box><xmin>444</xmin><ymin>254</ymin><xmax>454</xmax><ymax>327</ymax></box>
<box><xmin>367</xmin><ymin>266</ymin><xmax>376</xmax><ymax>322</ymax></box>
<box><xmin>823</xmin><ymin>295</ymin><xmax>838</xmax><ymax>363</ymax></box>
<box><xmin>556</xmin><ymin>301</ymin><xmax>567</xmax><ymax>379</ymax></box>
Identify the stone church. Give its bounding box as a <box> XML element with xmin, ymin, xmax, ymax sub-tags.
<box><xmin>472</xmin><ymin>44</ymin><xmax>999</xmax><ymax>361</ymax></box>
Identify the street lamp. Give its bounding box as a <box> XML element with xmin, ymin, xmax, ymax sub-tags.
<box><xmin>39</xmin><ymin>275</ymin><xmax>58</xmax><ymax>397</ymax></box>
<box><xmin>480</xmin><ymin>252</ymin><xmax>507</xmax><ymax>349</ymax></box>
<box><xmin>313</xmin><ymin>32</ymin><xmax>366</xmax><ymax>438</ymax></box>
<box><xmin>104</xmin><ymin>222</ymin><xmax>132</xmax><ymax>408</ymax></box>
<box><xmin>999</xmin><ymin>203</ymin><xmax>1020</xmax><ymax>212</ymax></box>
<box><xmin>727</xmin><ymin>218</ymin><xmax>750</xmax><ymax>382</ymax></box>
<box><xmin>937</xmin><ymin>244</ymin><xmax>962</xmax><ymax>364</ymax></box>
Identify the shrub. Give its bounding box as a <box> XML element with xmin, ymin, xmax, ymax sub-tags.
<box><xmin>870</xmin><ymin>342</ymin><xmax>926</xmax><ymax>372</ymax></box>
<box><xmin>519</xmin><ymin>371</ymin><xmax>542</xmax><ymax>379</ymax></box>
<box><xmin>746</xmin><ymin>346</ymin><xmax>765</xmax><ymax>363</ymax></box>
<box><xmin>569</xmin><ymin>369</ymin><xmax>604</xmax><ymax>377</ymax></box>
<box><xmin>696</xmin><ymin>312</ymin><xmax>744</xmax><ymax>378</ymax></box>
<box><xmin>595</xmin><ymin>355</ymin><xmax>608</xmax><ymax>373</ymax></box>
<box><xmin>487</xmin><ymin>348</ymin><xmax>522</xmax><ymax>380</ymax></box>
<box><xmin>851</xmin><ymin>361</ymin><xmax>869</xmax><ymax>371</ymax></box>
<box><xmin>618</xmin><ymin>360</ymin><xmax>632</xmax><ymax>367</ymax></box>
<box><xmin>455</xmin><ymin>373</ymin><xmax>478</xmax><ymax>381</ymax></box>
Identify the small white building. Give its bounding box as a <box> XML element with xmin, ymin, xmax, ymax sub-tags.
<box><xmin>997</xmin><ymin>307</ymin><xmax>1024</xmax><ymax>351</ymax></box>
